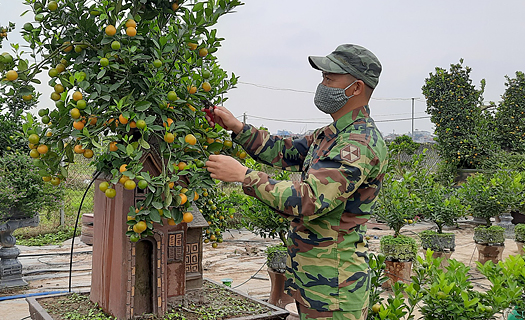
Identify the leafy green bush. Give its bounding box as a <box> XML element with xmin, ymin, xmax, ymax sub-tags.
<box><xmin>419</xmin><ymin>182</ymin><xmax>467</xmax><ymax>233</ymax></box>
<box><xmin>495</xmin><ymin>71</ymin><xmax>525</xmax><ymax>153</ymax></box>
<box><xmin>265</xmin><ymin>244</ymin><xmax>287</xmax><ymax>272</ymax></box>
<box><xmin>0</xmin><ymin>114</ymin><xmax>27</xmax><ymax>157</ymax></box>
<box><xmin>379</xmin><ymin>235</ymin><xmax>418</xmax><ymax>262</ymax></box>
<box><xmin>16</xmin><ymin>226</ymin><xmax>80</xmax><ymax>246</ymax></box>
<box><xmin>516</xmin><ymin>224</ymin><xmax>525</xmax><ymax>243</ymax></box>
<box><xmin>420</xmin><ymin>230</ymin><xmax>455</xmax><ymax>252</ymax></box>
<box><xmin>473</xmin><ymin>225</ymin><xmax>505</xmax><ymax>244</ymax></box>
<box><xmin>422</xmin><ymin>60</ymin><xmax>497</xmax><ymax>169</ymax></box>
<box><xmin>459</xmin><ymin>170</ymin><xmax>523</xmax><ymax>225</ymax></box>
<box><xmin>375</xmin><ymin>171</ymin><xmax>420</xmax><ymax>237</ymax></box>
<box><xmin>387</xmin><ymin>135</ymin><xmax>420</xmax><ymax>175</ymax></box>
<box><xmin>0</xmin><ymin>152</ymin><xmax>63</xmax><ymax>223</ymax></box>
<box><xmin>479</xmin><ymin>150</ymin><xmax>525</xmax><ymax>173</ymax></box>
<box><xmin>369</xmin><ymin>250</ymin><xmax>525</xmax><ymax>320</ymax></box>
<box><xmin>240</xmin><ymin>161</ymin><xmax>290</xmax><ymax>246</ymax></box>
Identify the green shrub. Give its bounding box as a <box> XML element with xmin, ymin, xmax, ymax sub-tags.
<box><xmin>265</xmin><ymin>244</ymin><xmax>287</xmax><ymax>272</ymax></box>
<box><xmin>419</xmin><ymin>182</ymin><xmax>467</xmax><ymax>233</ymax></box>
<box><xmin>459</xmin><ymin>170</ymin><xmax>521</xmax><ymax>225</ymax></box>
<box><xmin>240</xmin><ymin>161</ymin><xmax>290</xmax><ymax>246</ymax></box>
<box><xmin>15</xmin><ymin>226</ymin><xmax>80</xmax><ymax>246</ymax></box>
<box><xmin>0</xmin><ymin>114</ymin><xmax>27</xmax><ymax>157</ymax></box>
<box><xmin>473</xmin><ymin>225</ymin><xmax>505</xmax><ymax>244</ymax></box>
<box><xmin>0</xmin><ymin>152</ymin><xmax>63</xmax><ymax>222</ymax></box>
<box><xmin>420</xmin><ymin>230</ymin><xmax>455</xmax><ymax>251</ymax></box>
<box><xmin>514</xmin><ymin>224</ymin><xmax>525</xmax><ymax>243</ymax></box>
<box><xmin>379</xmin><ymin>235</ymin><xmax>418</xmax><ymax>262</ymax></box>
<box><xmin>368</xmin><ymin>251</ymin><xmax>525</xmax><ymax>320</ymax></box>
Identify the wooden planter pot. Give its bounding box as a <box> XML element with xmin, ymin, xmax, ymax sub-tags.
<box><xmin>474</xmin><ymin>226</ymin><xmax>505</xmax><ymax>264</ymax></box>
<box><xmin>476</xmin><ymin>243</ymin><xmax>504</xmax><ymax>264</ymax></box>
<box><xmin>382</xmin><ymin>260</ymin><xmax>412</xmax><ymax>289</ymax></box>
<box><xmin>27</xmin><ymin>279</ymin><xmax>289</xmax><ymax>320</ymax></box>
<box><xmin>267</xmin><ymin>269</ymin><xmax>295</xmax><ymax>309</ymax></box>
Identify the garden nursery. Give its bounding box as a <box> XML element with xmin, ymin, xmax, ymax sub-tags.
<box><xmin>0</xmin><ymin>0</ymin><xmax>524</xmax><ymax>320</ymax></box>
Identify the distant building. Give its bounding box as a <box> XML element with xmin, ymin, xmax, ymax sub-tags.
<box><xmin>384</xmin><ymin>130</ymin><xmax>436</xmax><ymax>144</ymax></box>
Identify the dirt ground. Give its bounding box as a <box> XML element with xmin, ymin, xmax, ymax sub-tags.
<box><xmin>1</xmin><ymin>218</ymin><xmax>522</xmax><ymax>320</ymax></box>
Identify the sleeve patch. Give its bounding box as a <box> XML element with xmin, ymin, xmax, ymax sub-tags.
<box><xmin>340</xmin><ymin>144</ymin><xmax>361</xmax><ymax>163</ymax></box>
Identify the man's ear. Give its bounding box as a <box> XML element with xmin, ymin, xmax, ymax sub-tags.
<box><xmin>346</xmin><ymin>80</ymin><xmax>364</xmax><ymax>96</ymax></box>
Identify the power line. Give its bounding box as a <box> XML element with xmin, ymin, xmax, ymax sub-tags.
<box><xmin>247</xmin><ymin>114</ymin><xmax>329</xmax><ymax>124</ymax></box>
<box><xmin>238</xmin><ymin>81</ymin><xmax>314</xmax><ymax>94</ymax></box>
<box><xmin>375</xmin><ymin>116</ymin><xmax>430</xmax><ymax>123</ymax></box>
<box><xmin>237</xmin><ymin>81</ymin><xmax>426</xmax><ymax>102</ymax></box>
<box><xmin>244</xmin><ymin>114</ymin><xmax>431</xmax><ymax>125</ymax></box>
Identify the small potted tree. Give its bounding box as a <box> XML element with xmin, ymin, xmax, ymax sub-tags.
<box><xmin>0</xmin><ymin>151</ymin><xmax>63</xmax><ymax>288</ymax></box>
<box><xmin>418</xmin><ymin>182</ymin><xmax>468</xmax><ymax>265</ymax></box>
<box><xmin>459</xmin><ymin>171</ymin><xmax>509</xmax><ymax>264</ymax></box>
<box><xmin>375</xmin><ymin>171</ymin><xmax>419</xmax><ymax>288</ymax></box>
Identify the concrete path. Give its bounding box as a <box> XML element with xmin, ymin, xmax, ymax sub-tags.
<box><xmin>1</xmin><ymin>221</ymin><xmax>522</xmax><ymax>320</ymax></box>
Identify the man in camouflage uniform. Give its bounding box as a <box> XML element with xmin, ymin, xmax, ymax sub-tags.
<box><xmin>206</xmin><ymin>44</ymin><xmax>387</xmax><ymax>320</ymax></box>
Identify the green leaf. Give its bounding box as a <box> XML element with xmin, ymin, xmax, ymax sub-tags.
<box><xmin>149</xmin><ymin>209</ymin><xmax>161</xmax><ymax>223</ymax></box>
<box><xmin>193</xmin><ymin>2</ymin><xmax>205</xmax><ymax>11</ymax></box>
<box><xmin>139</xmin><ymin>139</ymin><xmax>150</xmax><ymax>149</ymax></box>
<box><xmin>152</xmin><ymin>201</ymin><xmax>163</xmax><ymax>209</ymax></box>
<box><xmin>135</xmin><ymin>101</ymin><xmax>151</xmax><ymax>111</ymax></box>
<box><xmin>126</xmin><ymin>144</ymin><xmax>134</xmax><ymax>156</ymax></box>
<box><xmin>165</xmin><ymin>193</ymin><xmax>173</xmax><ymax>207</ymax></box>
<box><xmin>159</xmin><ymin>36</ymin><xmax>168</xmax><ymax>47</ymax></box>
<box><xmin>207</xmin><ymin>142</ymin><xmax>222</xmax><ymax>152</ymax></box>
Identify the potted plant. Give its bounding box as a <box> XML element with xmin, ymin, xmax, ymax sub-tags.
<box><xmin>459</xmin><ymin>171</ymin><xmax>513</xmax><ymax>264</ymax></box>
<box><xmin>375</xmin><ymin>170</ymin><xmax>420</xmax><ymax>287</ymax></box>
<box><xmin>0</xmin><ymin>151</ymin><xmax>63</xmax><ymax>288</ymax></box>
<box><xmin>418</xmin><ymin>182</ymin><xmax>468</xmax><ymax>265</ymax></box>
<box><xmin>515</xmin><ymin>224</ymin><xmax>525</xmax><ymax>254</ymax></box>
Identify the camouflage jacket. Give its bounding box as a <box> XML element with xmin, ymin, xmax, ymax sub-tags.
<box><xmin>233</xmin><ymin>105</ymin><xmax>388</xmax><ymax>312</ymax></box>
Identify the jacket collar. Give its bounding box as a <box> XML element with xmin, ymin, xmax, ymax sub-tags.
<box><xmin>320</xmin><ymin>105</ymin><xmax>370</xmax><ymax>140</ymax></box>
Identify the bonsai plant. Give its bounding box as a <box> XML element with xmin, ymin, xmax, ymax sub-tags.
<box><xmin>0</xmin><ymin>151</ymin><xmax>63</xmax><ymax>288</ymax></box>
<box><xmin>418</xmin><ymin>181</ymin><xmax>468</xmax><ymax>258</ymax></box>
<box><xmin>375</xmin><ymin>170</ymin><xmax>420</xmax><ymax>286</ymax></box>
<box><xmin>459</xmin><ymin>170</ymin><xmax>517</xmax><ymax>263</ymax></box>
<box><xmin>0</xmin><ymin>151</ymin><xmax>63</xmax><ymax>223</ymax></box>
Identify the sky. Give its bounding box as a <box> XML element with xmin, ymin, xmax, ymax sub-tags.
<box><xmin>2</xmin><ymin>0</ymin><xmax>525</xmax><ymax>135</ymax></box>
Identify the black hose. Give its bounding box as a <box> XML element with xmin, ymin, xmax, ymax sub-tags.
<box><xmin>68</xmin><ymin>171</ymin><xmax>101</xmax><ymax>292</ymax></box>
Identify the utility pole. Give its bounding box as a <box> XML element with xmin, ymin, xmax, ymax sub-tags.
<box><xmin>243</xmin><ymin>112</ymin><xmax>246</xmax><ymax>124</ymax></box>
<box><xmin>411</xmin><ymin>98</ymin><xmax>415</xmax><ymax>138</ymax></box>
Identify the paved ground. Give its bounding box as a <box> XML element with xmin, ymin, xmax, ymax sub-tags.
<box><xmin>0</xmin><ymin>220</ymin><xmax>522</xmax><ymax>320</ymax></box>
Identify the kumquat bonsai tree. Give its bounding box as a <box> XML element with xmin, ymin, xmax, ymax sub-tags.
<box><xmin>2</xmin><ymin>0</ymin><xmax>244</xmax><ymax>243</ymax></box>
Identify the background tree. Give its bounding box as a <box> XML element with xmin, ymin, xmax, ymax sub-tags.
<box><xmin>495</xmin><ymin>71</ymin><xmax>525</xmax><ymax>153</ymax></box>
<box><xmin>422</xmin><ymin>60</ymin><xmax>497</xmax><ymax>170</ymax></box>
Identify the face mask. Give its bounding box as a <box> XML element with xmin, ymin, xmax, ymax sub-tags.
<box><xmin>314</xmin><ymin>80</ymin><xmax>357</xmax><ymax>114</ymax></box>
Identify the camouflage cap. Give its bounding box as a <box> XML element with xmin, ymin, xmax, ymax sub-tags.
<box><xmin>309</xmin><ymin>44</ymin><xmax>382</xmax><ymax>89</ymax></box>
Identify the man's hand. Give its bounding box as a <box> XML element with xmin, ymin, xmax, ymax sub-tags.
<box><xmin>211</xmin><ymin>106</ymin><xmax>244</xmax><ymax>134</ymax></box>
<box><xmin>206</xmin><ymin>154</ymin><xmax>248</xmax><ymax>182</ymax></box>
